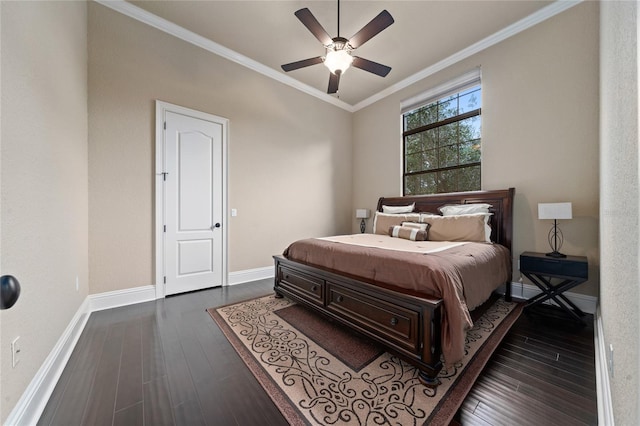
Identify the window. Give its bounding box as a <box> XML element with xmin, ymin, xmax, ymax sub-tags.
<box><xmin>402</xmin><ymin>77</ymin><xmax>481</xmax><ymax>195</ymax></box>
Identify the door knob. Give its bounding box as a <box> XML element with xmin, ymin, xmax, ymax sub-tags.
<box><xmin>214</xmin><ymin>223</ymin><xmax>221</xmax><ymax>228</ymax></box>
<box><xmin>1</xmin><ymin>275</ymin><xmax>21</xmax><ymax>310</ymax></box>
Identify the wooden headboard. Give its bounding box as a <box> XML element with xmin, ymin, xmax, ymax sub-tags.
<box><xmin>376</xmin><ymin>188</ymin><xmax>515</xmax><ymax>252</ymax></box>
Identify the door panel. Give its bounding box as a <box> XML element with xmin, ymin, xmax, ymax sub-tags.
<box><xmin>178</xmin><ymin>131</ymin><xmax>214</xmax><ymax>231</ymax></box>
<box><xmin>164</xmin><ymin>111</ymin><xmax>223</xmax><ymax>295</ymax></box>
<box><xmin>178</xmin><ymin>240</ymin><xmax>213</xmax><ymax>275</ymax></box>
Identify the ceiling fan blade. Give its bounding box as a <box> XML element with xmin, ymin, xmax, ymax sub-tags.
<box><xmin>295</xmin><ymin>8</ymin><xmax>333</xmax><ymax>46</ymax></box>
<box><xmin>327</xmin><ymin>72</ymin><xmax>341</xmax><ymax>94</ymax></box>
<box><xmin>348</xmin><ymin>10</ymin><xmax>394</xmax><ymax>49</ymax></box>
<box><xmin>352</xmin><ymin>56</ymin><xmax>392</xmax><ymax>77</ymax></box>
<box><xmin>281</xmin><ymin>56</ymin><xmax>324</xmax><ymax>72</ymax></box>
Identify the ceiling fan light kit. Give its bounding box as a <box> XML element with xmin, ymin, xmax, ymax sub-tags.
<box><xmin>324</xmin><ymin>45</ymin><xmax>353</xmax><ymax>75</ymax></box>
<box><xmin>281</xmin><ymin>0</ymin><xmax>394</xmax><ymax>94</ymax></box>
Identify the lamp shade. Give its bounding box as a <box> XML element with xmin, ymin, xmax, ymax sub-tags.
<box><xmin>538</xmin><ymin>202</ymin><xmax>572</xmax><ymax>220</ymax></box>
<box><xmin>355</xmin><ymin>209</ymin><xmax>370</xmax><ymax>219</ymax></box>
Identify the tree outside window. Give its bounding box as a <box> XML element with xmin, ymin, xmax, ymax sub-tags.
<box><xmin>403</xmin><ymin>85</ymin><xmax>481</xmax><ymax>195</ymax></box>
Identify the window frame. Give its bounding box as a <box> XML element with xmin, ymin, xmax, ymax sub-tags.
<box><xmin>401</xmin><ymin>70</ymin><xmax>482</xmax><ymax>196</ymax></box>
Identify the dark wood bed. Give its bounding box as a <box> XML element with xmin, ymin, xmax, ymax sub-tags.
<box><xmin>273</xmin><ymin>188</ymin><xmax>515</xmax><ymax>386</ymax></box>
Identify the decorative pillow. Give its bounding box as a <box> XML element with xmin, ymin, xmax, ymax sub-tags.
<box><xmin>373</xmin><ymin>212</ymin><xmax>420</xmax><ymax>235</ymax></box>
<box><xmin>388</xmin><ymin>225</ymin><xmax>429</xmax><ymax>241</ymax></box>
<box><xmin>419</xmin><ymin>214</ymin><xmax>488</xmax><ymax>242</ymax></box>
<box><xmin>401</xmin><ymin>221</ymin><xmax>429</xmax><ymax>231</ymax></box>
<box><xmin>439</xmin><ymin>203</ymin><xmax>492</xmax><ymax>216</ymax></box>
<box><xmin>382</xmin><ymin>203</ymin><xmax>415</xmax><ymax>214</ymax></box>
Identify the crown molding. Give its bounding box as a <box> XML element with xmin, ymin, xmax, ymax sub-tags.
<box><xmin>94</xmin><ymin>0</ymin><xmax>356</xmax><ymax>113</ymax></box>
<box><xmin>95</xmin><ymin>0</ymin><xmax>581</xmax><ymax>113</ymax></box>
<box><xmin>353</xmin><ymin>0</ymin><xmax>583</xmax><ymax>112</ymax></box>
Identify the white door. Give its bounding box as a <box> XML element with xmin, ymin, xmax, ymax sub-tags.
<box><xmin>161</xmin><ymin>109</ymin><xmax>225</xmax><ymax>296</ymax></box>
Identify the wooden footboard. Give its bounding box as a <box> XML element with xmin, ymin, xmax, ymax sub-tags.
<box><xmin>273</xmin><ymin>255</ymin><xmax>444</xmax><ymax>386</ymax></box>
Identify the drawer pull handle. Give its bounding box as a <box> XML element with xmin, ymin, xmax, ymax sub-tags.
<box><xmin>285</xmin><ymin>274</ymin><xmax>289</xmax><ymax>279</ymax></box>
<box><xmin>390</xmin><ymin>317</ymin><xmax>398</xmax><ymax>326</ymax></box>
<box><xmin>311</xmin><ymin>285</ymin><xmax>318</xmax><ymax>292</ymax></box>
<box><xmin>336</xmin><ymin>295</ymin><xmax>344</xmax><ymax>303</ymax></box>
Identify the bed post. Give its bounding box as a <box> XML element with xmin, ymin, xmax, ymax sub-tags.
<box><xmin>419</xmin><ymin>301</ymin><xmax>443</xmax><ymax>387</ymax></box>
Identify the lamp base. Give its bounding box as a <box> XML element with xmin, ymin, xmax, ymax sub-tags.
<box><xmin>360</xmin><ymin>219</ymin><xmax>366</xmax><ymax>234</ymax></box>
<box><xmin>545</xmin><ymin>251</ymin><xmax>567</xmax><ymax>258</ymax></box>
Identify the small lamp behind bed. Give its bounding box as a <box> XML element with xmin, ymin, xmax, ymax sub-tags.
<box><xmin>356</xmin><ymin>209</ymin><xmax>370</xmax><ymax>233</ymax></box>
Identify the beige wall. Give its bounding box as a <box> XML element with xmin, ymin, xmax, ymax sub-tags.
<box><xmin>0</xmin><ymin>2</ymin><xmax>88</xmax><ymax>423</ymax></box>
<box><xmin>88</xmin><ymin>3</ymin><xmax>352</xmax><ymax>294</ymax></box>
<box><xmin>352</xmin><ymin>2</ymin><xmax>600</xmax><ymax>297</ymax></box>
<box><xmin>600</xmin><ymin>1</ymin><xmax>639</xmax><ymax>424</ymax></box>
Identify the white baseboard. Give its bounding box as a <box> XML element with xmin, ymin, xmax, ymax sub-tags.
<box><xmin>594</xmin><ymin>307</ymin><xmax>614</xmax><ymax>425</ymax></box>
<box><xmin>4</xmin><ymin>298</ymin><xmax>91</xmax><ymax>426</ymax></box>
<box><xmin>228</xmin><ymin>266</ymin><xmax>274</xmax><ymax>286</ymax></box>
<box><xmin>507</xmin><ymin>281</ymin><xmax>598</xmax><ymax>314</ymax></box>
<box><xmin>89</xmin><ymin>284</ymin><xmax>157</xmax><ymax>312</ymax></box>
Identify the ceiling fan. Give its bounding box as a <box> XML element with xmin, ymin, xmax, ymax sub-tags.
<box><xmin>281</xmin><ymin>0</ymin><xmax>394</xmax><ymax>95</ymax></box>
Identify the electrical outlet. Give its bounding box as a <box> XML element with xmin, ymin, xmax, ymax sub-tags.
<box><xmin>11</xmin><ymin>336</ymin><xmax>21</xmax><ymax>368</ymax></box>
<box><xmin>608</xmin><ymin>344</ymin><xmax>614</xmax><ymax>377</ymax></box>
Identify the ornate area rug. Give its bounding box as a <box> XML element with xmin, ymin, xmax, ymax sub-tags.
<box><xmin>207</xmin><ymin>295</ymin><xmax>522</xmax><ymax>426</ymax></box>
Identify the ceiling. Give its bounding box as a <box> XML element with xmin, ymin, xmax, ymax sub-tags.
<box><xmin>124</xmin><ymin>1</ymin><xmax>559</xmax><ymax>108</ymax></box>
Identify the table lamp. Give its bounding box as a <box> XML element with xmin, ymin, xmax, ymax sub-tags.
<box><xmin>538</xmin><ymin>202</ymin><xmax>572</xmax><ymax>258</ymax></box>
<box><xmin>356</xmin><ymin>209</ymin><xmax>370</xmax><ymax>233</ymax></box>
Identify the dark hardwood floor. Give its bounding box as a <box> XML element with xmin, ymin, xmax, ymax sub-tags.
<box><xmin>38</xmin><ymin>280</ymin><xmax>597</xmax><ymax>425</ymax></box>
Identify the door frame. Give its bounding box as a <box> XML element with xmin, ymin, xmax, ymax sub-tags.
<box><xmin>154</xmin><ymin>101</ymin><xmax>229</xmax><ymax>299</ymax></box>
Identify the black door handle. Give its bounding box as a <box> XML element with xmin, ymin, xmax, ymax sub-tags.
<box><xmin>1</xmin><ymin>275</ymin><xmax>21</xmax><ymax>310</ymax></box>
<box><xmin>214</xmin><ymin>223</ymin><xmax>221</xmax><ymax>228</ymax></box>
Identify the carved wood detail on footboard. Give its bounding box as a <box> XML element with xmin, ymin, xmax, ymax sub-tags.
<box><xmin>273</xmin><ymin>255</ymin><xmax>444</xmax><ymax>386</ymax></box>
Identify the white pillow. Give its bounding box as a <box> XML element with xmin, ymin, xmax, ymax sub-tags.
<box><xmin>382</xmin><ymin>203</ymin><xmax>415</xmax><ymax>214</ymax></box>
<box><xmin>439</xmin><ymin>203</ymin><xmax>492</xmax><ymax>216</ymax></box>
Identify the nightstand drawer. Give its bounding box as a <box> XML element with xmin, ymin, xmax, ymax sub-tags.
<box><xmin>520</xmin><ymin>252</ymin><xmax>588</xmax><ymax>279</ymax></box>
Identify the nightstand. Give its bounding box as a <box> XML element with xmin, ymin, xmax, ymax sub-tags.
<box><xmin>519</xmin><ymin>251</ymin><xmax>588</xmax><ymax>323</ymax></box>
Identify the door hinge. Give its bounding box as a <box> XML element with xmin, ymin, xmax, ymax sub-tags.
<box><xmin>163</xmin><ymin>276</ymin><xmax>166</xmax><ymax>284</ymax></box>
<box><xmin>164</xmin><ymin>121</ymin><xmax>166</xmax><ymax>130</ymax></box>
<box><xmin>163</xmin><ymin>225</ymin><xmax>166</xmax><ymax>232</ymax></box>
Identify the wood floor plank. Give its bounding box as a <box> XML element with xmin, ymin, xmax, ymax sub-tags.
<box><xmin>143</xmin><ymin>375</ymin><xmax>175</xmax><ymax>425</ymax></box>
<box><xmin>80</xmin><ymin>323</ymin><xmax>126</xmax><ymax>426</ymax></box>
<box><xmin>223</xmin><ymin>369</ymin><xmax>288</xmax><ymax>426</ymax></box>
<box><xmin>141</xmin><ymin>315</ymin><xmax>167</xmax><ymax>384</ymax></box>
<box><xmin>174</xmin><ymin>398</ymin><xmax>206</xmax><ymax>426</ymax></box>
<box><xmin>471</xmin><ymin>376</ymin><xmax>589</xmax><ymax>426</ymax></box>
<box><xmin>155</xmin><ymin>313</ymin><xmax>199</xmax><ymax>408</ymax></box>
<box><xmin>113</xmin><ymin>402</ymin><xmax>143</xmax><ymax>426</ymax></box>
<box><xmin>114</xmin><ymin>321</ymin><xmax>143</xmax><ymax>411</ymax></box>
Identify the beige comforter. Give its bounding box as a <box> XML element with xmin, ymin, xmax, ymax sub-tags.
<box><xmin>283</xmin><ymin>234</ymin><xmax>511</xmax><ymax>366</ymax></box>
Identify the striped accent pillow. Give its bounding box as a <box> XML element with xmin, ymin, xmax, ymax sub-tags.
<box><xmin>388</xmin><ymin>225</ymin><xmax>429</xmax><ymax>241</ymax></box>
<box><xmin>401</xmin><ymin>222</ymin><xmax>429</xmax><ymax>231</ymax></box>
